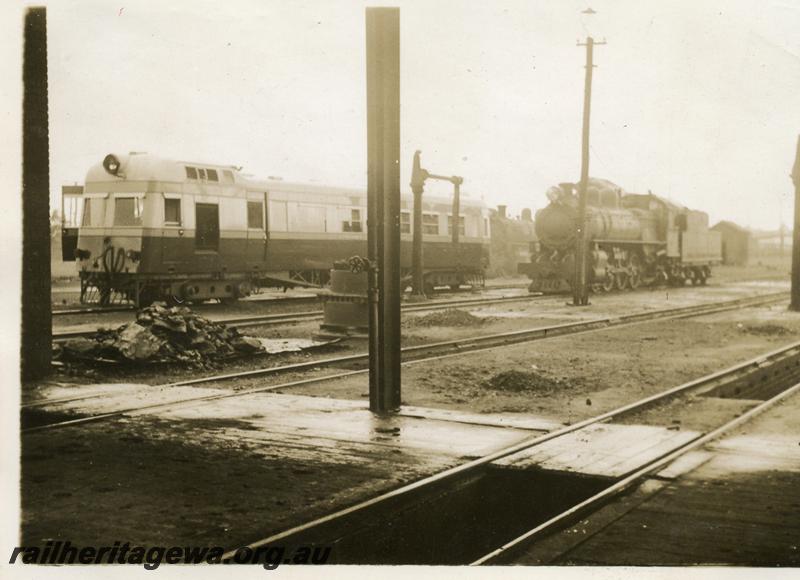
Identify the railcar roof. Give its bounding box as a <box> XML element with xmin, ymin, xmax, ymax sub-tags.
<box><xmin>85</xmin><ymin>153</ymin><xmax>239</xmax><ymax>184</ymax></box>
<box><xmin>83</xmin><ymin>152</ymin><xmax>486</xmax><ymax>207</ymax></box>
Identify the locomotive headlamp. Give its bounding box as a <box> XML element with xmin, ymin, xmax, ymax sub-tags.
<box><xmin>103</xmin><ymin>154</ymin><xmax>121</xmax><ymax>176</ymax></box>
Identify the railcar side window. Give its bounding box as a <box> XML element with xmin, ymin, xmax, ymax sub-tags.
<box><xmin>207</xmin><ymin>169</ymin><xmax>219</xmax><ymax>182</ymax></box>
<box><xmin>342</xmin><ymin>209</ymin><xmax>362</xmax><ymax>232</ymax></box>
<box><xmin>247</xmin><ymin>201</ymin><xmax>264</xmax><ymax>229</ymax></box>
<box><xmin>185</xmin><ymin>166</ymin><xmax>198</xmax><ymax>179</ymax></box>
<box><xmin>164</xmin><ymin>198</ymin><xmax>181</xmax><ymax>225</ymax></box>
<box><xmin>114</xmin><ymin>197</ymin><xmax>143</xmax><ymax>226</ymax></box>
<box><xmin>81</xmin><ymin>199</ymin><xmax>92</xmax><ymax>226</ymax></box>
<box><xmin>198</xmin><ymin>168</ymin><xmax>207</xmax><ymax>180</ymax></box>
<box><xmin>447</xmin><ymin>215</ymin><xmax>466</xmax><ymax>236</ymax></box>
<box><xmin>400</xmin><ymin>211</ymin><xmax>411</xmax><ymax>234</ymax></box>
<box><xmin>422</xmin><ymin>213</ymin><xmax>439</xmax><ymax>235</ymax></box>
<box><xmin>195</xmin><ymin>203</ymin><xmax>220</xmax><ymax>251</ymax></box>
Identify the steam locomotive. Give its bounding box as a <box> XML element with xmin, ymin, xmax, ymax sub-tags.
<box><xmin>518</xmin><ymin>178</ymin><xmax>722</xmax><ymax>293</ymax></box>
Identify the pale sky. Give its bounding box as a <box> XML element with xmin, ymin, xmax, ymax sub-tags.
<box><xmin>17</xmin><ymin>0</ymin><xmax>800</xmax><ymax>228</ymax></box>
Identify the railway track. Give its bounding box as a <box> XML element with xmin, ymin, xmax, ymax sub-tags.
<box><xmin>51</xmin><ymin>292</ymin><xmax>540</xmax><ymax>341</ymax></box>
<box><xmin>51</xmin><ymin>283</ymin><xmax>531</xmax><ymax>316</ymax></box>
<box><xmin>218</xmin><ymin>338</ymin><xmax>800</xmax><ymax>565</ymax></box>
<box><xmin>50</xmin><ymin>295</ymin><xmax>320</xmax><ymax>316</ymax></box>
<box><xmin>24</xmin><ymin>290</ymin><xmax>788</xmax><ymax>432</ymax></box>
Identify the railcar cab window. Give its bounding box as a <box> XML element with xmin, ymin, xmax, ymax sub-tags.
<box><xmin>342</xmin><ymin>209</ymin><xmax>362</xmax><ymax>232</ymax></box>
<box><xmin>447</xmin><ymin>215</ymin><xmax>466</xmax><ymax>236</ymax></box>
<box><xmin>114</xmin><ymin>197</ymin><xmax>143</xmax><ymax>226</ymax></box>
<box><xmin>247</xmin><ymin>201</ymin><xmax>264</xmax><ymax>229</ymax></box>
<box><xmin>422</xmin><ymin>213</ymin><xmax>439</xmax><ymax>235</ymax></box>
<box><xmin>195</xmin><ymin>203</ymin><xmax>220</xmax><ymax>251</ymax></box>
<box><xmin>400</xmin><ymin>211</ymin><xmax>411</xmax><ymax>234</ymax></box>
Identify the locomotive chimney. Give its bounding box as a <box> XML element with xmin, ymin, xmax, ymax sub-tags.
<box><xmin>497</xmin><ymin>205</ymin><xmax>507</xmax><ymax>219</ymax></box>
<box><xmin>521</xmin><ymin>208</ymin><xmax>533</xmax><ymax>222</ymax></box>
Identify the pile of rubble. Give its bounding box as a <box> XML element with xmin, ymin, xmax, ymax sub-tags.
<box><xmin>404</xmin><ymin>308</ymin><xmax>491</xmax><ymax>328</ymax></box>
<box><xmin>57</xmin><ymin>303</ymin><xmax>264</xmax><ymax>366</ymax></box>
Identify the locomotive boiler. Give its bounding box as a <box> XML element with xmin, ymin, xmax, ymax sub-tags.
<box><xmin>519</xmin><ymin>178</ymin><xmax>722</xmax><ymax>293</ymax></box>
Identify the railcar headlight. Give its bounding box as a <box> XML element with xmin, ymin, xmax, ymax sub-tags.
<box><xmin>103</xmin><ymin>154</ymin><xmax>121</xmax><ymax>175</ymax></box>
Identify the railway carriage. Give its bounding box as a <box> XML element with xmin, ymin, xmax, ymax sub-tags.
<box><xmin>518</xmin><ymin>178</ymin><xmax>722</xmax><ymax>293</ymax></box>
<box><xmin>71</xmin><ymin>153</ymin><xmax>491</xmax><ymax>305</ymax></box>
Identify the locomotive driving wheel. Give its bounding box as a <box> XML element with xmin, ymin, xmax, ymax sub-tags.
<box><xmin>601</xmin><ymin>273</ymin><xmax>615</xmax><ymax>292</ymax></box>
<box><xmin>614</xmin><ymin>272</ymin><xmax>628</xmax><ymax>291</ymax></box>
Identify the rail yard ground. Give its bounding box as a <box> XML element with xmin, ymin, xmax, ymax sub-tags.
<box><xmin>18</xmin><ymin>260</ymin><xmax>800</xmax><ymax>564</ymax></box>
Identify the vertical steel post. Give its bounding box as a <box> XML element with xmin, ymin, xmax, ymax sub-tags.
<box><xmin>366</xmin><ymin>7</ymin><xmax>401</xmax><ymax>412</ymax></box>
<box><xmin>790</xmin><ymin>135</ymin><xmax>800</xmax><ymax>311</ymax></box>
<box><xmin>21</xmin><ymin>7</ymin><xmax>51</xmax><ymax>381</ymax></box>
<box><xmin>573</xmin><ymin>36</ymin><xmax>595</xmax><ymax>306</ymax></box>
<box><xmin>410</xmin><ymin>150</ymin><xmax>425</xmax><ymax>296</ymax></box>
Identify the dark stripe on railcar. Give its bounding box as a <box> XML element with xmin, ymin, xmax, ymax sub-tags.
<box><xmin>137</xmin><ymin>236</ymin><xmax>487</xmax><ymax>274</ymax></box>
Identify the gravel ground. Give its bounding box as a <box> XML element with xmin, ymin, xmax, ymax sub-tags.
<box><xmin>288</xmin><ymin>301</ymin><xmax>800</xmax><ymax>424</ymax></box>
<box><xmin>19</xmin><ymin>270</ymin><xmax>798</xmax><ymax>555</ymax></box>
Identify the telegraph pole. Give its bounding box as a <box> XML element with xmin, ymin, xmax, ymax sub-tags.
<box><xmin>790</xmin><ymin>135</ymin><xmax>800</xmax><ymax>311</ymax></box>
<box><xmin>573</xmin><ymin>33</ymin><xmax>605</xmax><ymax>306</ymax></box>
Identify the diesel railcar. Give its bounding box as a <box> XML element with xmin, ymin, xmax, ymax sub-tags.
<box><xmin>518</xmin><ymin>178</ymin><xmax>722</xmax><ymax>293</ymax></box>
<box><xmin>71</xmin><ymin>153</ymin><xmax>491</xmax><ymax>305</ymax></box>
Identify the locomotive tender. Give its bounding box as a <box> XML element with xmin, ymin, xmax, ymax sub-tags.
<box><xmin>519</xmin><ymin>178</ymin><xmax>722</xmax><ymax>293</ymax></box>
<box><xmin>73</xmin><ymin>153</ymin><xmax>491</xmax><ymax>305</ymax></box>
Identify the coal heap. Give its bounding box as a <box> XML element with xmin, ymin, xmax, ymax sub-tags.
<box><xmin>58</xmin><ymin>303</ymin><xmax>264</xmax><ymax>366</ymax></box>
